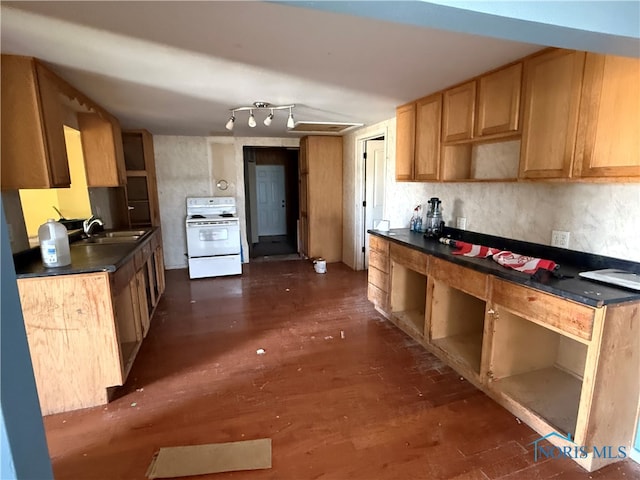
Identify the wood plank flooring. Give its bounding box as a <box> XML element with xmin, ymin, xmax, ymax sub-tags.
<box><xmin>43</xmin><ymin>261</ymin><xmax>640</xmax><ymax>479</ymax></box>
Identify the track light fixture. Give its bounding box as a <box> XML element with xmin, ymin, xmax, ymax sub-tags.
<box><xmin>287</xmin><ymin>107</ymin><xmax>295</xmax><ymax>129</ymax></box>
<box><xmin>264</xmin><ymin>109</ymin><xmax>274</xmax><ymax>126</ymax></box>
<box><xmin>225</xmin><ymin>114</ymin><xmax>235</xmax><ymax>131</ymax></box>
<box><xmin>248</xmin><ymin>110</ymin><xmax>256</xmax><ymax>128</ymax></box>
<box><xmin>225</xmin><ymin>102</ymin><xmax>295</xmax><ymax>131</ymax></box>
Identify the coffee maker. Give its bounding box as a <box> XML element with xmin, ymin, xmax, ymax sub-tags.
<box><xmin>424</xmin><ymin>197</ymin><xmax>444</xmax><ymax>238</ymax></box>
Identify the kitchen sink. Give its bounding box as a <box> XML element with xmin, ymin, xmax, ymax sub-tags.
<box><xmin>103</xmin><ymin>230</ymin><xmax>149</xmax><ymax>238</ymax></box>
<box><xmin>78</xmin><ymin>236</ymin><xmax>141</xmax><ymax>245</ymax></box>
<box><xmin>74</xmin><ymin>229</ymin><xmax>150</xmax><ymax>245</ymax></box>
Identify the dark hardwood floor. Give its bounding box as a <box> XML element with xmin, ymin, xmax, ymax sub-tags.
<box><xmin>43</xmin><ymin>261</ymin><xmax>639</xmax><ymax>479</ymax></box>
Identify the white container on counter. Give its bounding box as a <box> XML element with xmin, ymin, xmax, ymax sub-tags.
<box><xmin>38</xmin><ymin>219</ymin><xmax>71</xmax><ymax>267</ymax></box>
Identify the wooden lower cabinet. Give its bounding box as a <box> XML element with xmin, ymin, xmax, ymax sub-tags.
<box><xmin>367</xmin><ymin>236</ymin><xmax>390</xmax><ymax>312</ymax></box>
<box><xmin>485</xmin><ymin>279</ymin><xmax>638</xmax><ymax>472</ymax></box>
<box><xmin>428</xmin><ymin>258</ymin><xmax>489</xmax><ymax>383</ymax></box>
<box><xmin>367</xmin><ymin>236</ymin><xmax>639</xmax><ymax>472</ymax></box>
<box><xmin>17</xmin><ymin>230</ymin><xmax>165</xmax><ymax>415</ymax></box>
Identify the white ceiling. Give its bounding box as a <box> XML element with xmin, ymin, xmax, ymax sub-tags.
<box><xmin>0</xmin><ymin>1</ymin><xmax>637</xmax><ymax>137</ymax></box>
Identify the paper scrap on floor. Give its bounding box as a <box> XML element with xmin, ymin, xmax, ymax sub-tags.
<box><xmin>146</xmin><ymin>438</ymin><xmax>272</xmax><ymax>478</ymax></box>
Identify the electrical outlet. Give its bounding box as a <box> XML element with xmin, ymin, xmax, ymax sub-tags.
<box><xmin>456</xmin><ymin>217</ymin><xmax>467</xmax><ymax>230</ymax></box>
<box><xmin>551</xmin><ymin>230</ymin><xmax>570</xmax><ymax>249</ymax></box>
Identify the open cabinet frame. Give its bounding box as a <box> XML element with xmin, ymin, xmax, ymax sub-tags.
<box><xmin>368</xmin><ymin>234</ymin><xmax>640</xmax><ymax>473</ymax></box>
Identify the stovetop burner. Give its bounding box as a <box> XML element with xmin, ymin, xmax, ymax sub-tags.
<box><xmin>190</xmin><ymin>214</ymin><xmax>205</xmax><ymax>219</ymax></box>
<box><xmin>220</xmin><ymin>213</ymin><xmax>235</xmax><ymax>218</ymax></box>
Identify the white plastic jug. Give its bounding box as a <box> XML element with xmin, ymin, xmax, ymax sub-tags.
<box><xmin>313</xmin><ymin>258</ymin><xmax>327</xmax><ymax>274</ymax></box>
<box><xmin>38</xmin><ymin>219</ymin><xmax>71</xmax><ymax>267</ymax></box>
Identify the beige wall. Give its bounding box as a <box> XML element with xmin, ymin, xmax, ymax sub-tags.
<box><xmin>153</xmin><ymin>135</ymin><xmax>299</xmax><ymax>269</ymax></box>
<box><xmin>18</xmin><ymin>127</ymin><xmax>92</xmax><ymax>238</ymax></box>
<box><xmin>343</xmin><ymin>117</ymin><xmax>640</xmax><ymax>268</ymax></box>
<box><xmin>56</xmin><ymin>128</ymin><xmax>92</xmax><ymax>220</ymax></box>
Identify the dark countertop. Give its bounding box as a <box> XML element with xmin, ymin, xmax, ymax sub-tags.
<box><xmin>368</xmin><ymin>228</ymin><xmax>640</xmax><ymax>308</ymax></box>
<box><xmin>13</xmin><ymin>228</ymin><xmax>157</xmax><ymax>279</ymax></box>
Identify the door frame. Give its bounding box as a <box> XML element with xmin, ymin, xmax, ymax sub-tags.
<box><xmin>243</xmin><ymin>146</ymin><xmax>299</xmax><ymax>259</ymax></box>
<box><xmin>353</xmin><ymin>127</ymin><xmax>388</xmax><ymax>271</ymax></box>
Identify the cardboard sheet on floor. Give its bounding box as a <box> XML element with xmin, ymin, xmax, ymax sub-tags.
<box><xmin>146</xmin><ymin>438</ymin><xmax>272</xmax><ymax>478</ymax></box>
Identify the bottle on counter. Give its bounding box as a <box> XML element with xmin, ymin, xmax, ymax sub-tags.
<box><xmin>410</xmin><ymin>205</ymin><xmax>422</xmax><ymax>232</ymax></box>
<box><xmin>38</xmin><ymin>219</ymin><xmax>71</xmax><ymax>267</ymax></box>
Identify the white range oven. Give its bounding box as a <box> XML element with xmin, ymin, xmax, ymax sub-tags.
<box><xmin>186</xmin><ymin>197</ymin><xmax>242</xmax><ymax>279</ymax></box>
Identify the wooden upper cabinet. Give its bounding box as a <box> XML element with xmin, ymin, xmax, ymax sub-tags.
<box><xmin>442</xmin><ymin>81</ymin><xmax>476</xmax><ymax>143</ymax></box>
<box><xmin>574</xmin><ymin>53</ymin><xmax>640</xmax><ymax>178</ymax></box>
<box><xmin>475</xmin><ymin>63</ymin><xmax>522</xmax><ymax>138</ymax></box>
<box><xmin>395</xmin><ymin>103</ymin><xmax>416</xmax><ymax>181</ymax></box>
<box><xmin>519</xmin><ymin>49</ymin><xmax>586</xmax><ymax>179</ymax></box>
<box><xmin>123</xmin><ymin>130</ymin><xmax>161</xmax><ymax>227</ymax></box>
<box><xmin>79</xmin><ymin>113</ymin><xmax>127</xmax><ymax>187</ymax></box>
<box><xmin>414</xmin><ymin>94</ymin><xmax>442</xmax><ymax>181</ymax></box>
<box><xmin>1</xmin><ymin>55</ymin><xmax>71</xmax><ymax>189</ymax></box>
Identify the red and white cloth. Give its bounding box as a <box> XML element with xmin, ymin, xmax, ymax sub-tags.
<box><xmin>451</xmin><ymin>241</ymin><xmax>557</xmax><ymax>274</ymax></box>
<box><xmin>450</xmin><ymin>241</ymin><xmax>499</xmax><ymax>258</ymax></box>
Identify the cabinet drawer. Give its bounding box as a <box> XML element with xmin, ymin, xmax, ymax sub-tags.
<box><xmin>430</xmin><ymin>257</ymin><xmax>488</xmax><ymax>300</ymax></box>
<box><xmin>368</xmin><ymin>266</ymin><xmax>389</xmax><ymax>292</ymax></box>
<box><xmin>492</xmin><ymin>278</ymin><xmax>595</xmax><ymax>341</ymax></box>
<box><xmin>369</xmin><ymin>249</ymin><xmax>389</xmax><ymax>274</ymax></box>
<box><xmin>390</xmin><ymin>244</ymin><xmax>428</xmax><ymax>275</ymax></box>
<box><xmin>370</xmin><ymin>235</ymin><xmax>389</xmax><ymax>255</ymax></box>
<box><xmin>368</xmin><ymin>283</ymin><xmax>389</xmax><ymax>310</ymax></box>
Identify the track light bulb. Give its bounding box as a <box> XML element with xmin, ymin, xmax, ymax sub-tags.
<box><xmin>248</xmin><ymin>110</ymin><xmax>256</xmax><ymax>128</ymax></box>
<box><xmin>287</xmin><ymin>109</ymin><xmax>295</xmax><ymax>129</ymax></box>
<box><xmin>225</xmin><ymin>115</ymin><xmax>235</xmax><ymax>131</ymax></box>
<box><xmin>264</xmin><ymin>110</ymin><xmax>274</xmax><ymax>126</ymax></box>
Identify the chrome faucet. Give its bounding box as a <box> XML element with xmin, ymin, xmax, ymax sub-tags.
<box><xmin>83</xmin><ymin>215</ymin><xmax>104</xmax><ymax>236</ymax></box>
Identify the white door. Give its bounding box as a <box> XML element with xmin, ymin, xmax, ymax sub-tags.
<box><xmin>364</xmin><ymin>139</ymin><xmax>385</xmax><ymax>268</ymax></box>
<box><xmin>256</xmin><ymin>165</ymin><xmax>286</xmax><ymax>236</ymax></box>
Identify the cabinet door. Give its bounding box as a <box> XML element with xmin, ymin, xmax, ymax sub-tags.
<box><xmin>304</xmin><ymin>136</ymin><xmax>343</xmax><ymax>263</ymax></box>
<box><xmin>123</xmin><ymin>130</ymin><xmax>160</xmax><ymax>227</ymax></box>
<box><xmin>442</xmin><ymin>81</ymin><xmax>476</xmax><ymax>143</ymax></box>
<box><xmin>574</xmin><ymin>54</ymin><xmax>640</xmax><ymax>178</ymax></box>
<box><xmin>35</xmin><ymin>64</ymin><xmax>71</xmax><ymax>187</ymax></box>
<box><xmin>395</xmin><ymin>103</ymin><xmax>416</xmax><ymax>181</ymax></box>
<box><xmin>79</xmin><ymin>113</ymin><xmax>127</xmax><ymax>187</ymax></box>
<box><xmin>476</xmin><ymin>63</ymin><xmax>522</xmax><ymax>138</ymax></box>
<box><xmin>519</xmin><ymin>49</ymin><xmax>585</xmax><ymax>179</ymax></box>
<box><xmin>154</xmin><ymin>245</ymin><xmax>166</xmax><ymax>297</ymax></box>
<box><xmin>299</xmin><ymin>212</ymin><xmax>309</xmax><ymax>258</ymax></box>
<box><xmin>145</xmin><ymin>255</ymin><xmax>159</xmax><ymax>311</ymax></box>
<box><xmin>1</xmin><ymin>56</ymin><xmax>70</xmax><ymax>189</ymax></box>
<box><xmin>299</xmin><ymin>137</ymin><xmax>309</xmax><ymax>174</ymax></box>
<box><xmin>414</xmin><ymin>94</ymin><xmax>442</xmax><ymax>181</ymax></box>
<box><xmin>299</xmin><ymin>169</ymin><xmax>309</xmax><ymax>257</ymax></box>
<box><xmin>135</xmin><ymin>269</ymin><xmax>151</xmax><ymax>338</ymax></box>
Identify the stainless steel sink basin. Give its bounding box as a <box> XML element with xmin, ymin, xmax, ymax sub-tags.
<box><xmin>72</xmin><ymin>229</ymin><xmax>150</xmax><ymax>246</ymax></box>
<box><xmin>79</xmin><ymin>236</ymin><xmax>141</xmax><ymax>245</ymax></box>
<box><xmin>103</xmin><ymin>230</ymin><xmax>149</xmax><ymax>238</ymax></box>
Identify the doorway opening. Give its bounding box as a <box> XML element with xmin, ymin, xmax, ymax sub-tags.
<box><xmin>243</xmin><ymin>147</ymin><xmax>299</xmax><ymax>259</ymax></box>
<box><xmin>363</xmin><ymin>136</ymin><xmax>386</xmax><ymax>269</ymax></box>
<box><xmin>353</xmin><ymin>130</ymin><xmax>387</xmax><ymax>271</ymax></box>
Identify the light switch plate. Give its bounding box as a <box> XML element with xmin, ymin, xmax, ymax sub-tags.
<box><xmin>456</xmin><ymin>217</ymin><xmax>467</xmax><ymax>230</ymax></box>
